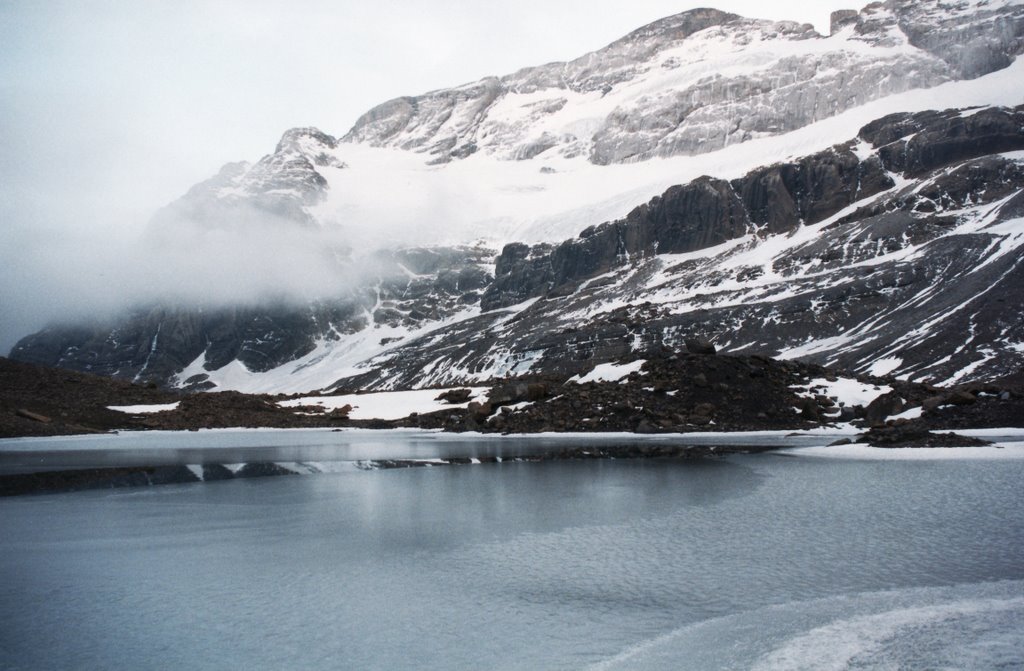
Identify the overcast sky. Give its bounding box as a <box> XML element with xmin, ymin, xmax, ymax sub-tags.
<box><xmin>0</xmin><ymin>0</ymin><xmax>860</xmax><ymax>352</ymax></box>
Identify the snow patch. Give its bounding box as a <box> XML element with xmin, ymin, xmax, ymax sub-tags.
<box><xmin>867</xmin><ymin>357</ymin><xmax>903</xmax><ymax>377</ymax></box>
<box><xmin>888</xmin><ymin>406</ymin><xmax>924</xmax><ymax>421</ymax></box>
<box><xmin>279</xmin><ymin>387</ymin><xmax>489</xmax><ymax>421</ymax></box>
<box><xmin>792</xmin><ymin>378</ymin><xmax>892</xmax><ymax>407</ymax></box>
<box><xmin>570</xmin><ymin>360</ymin><xmax>647</xmax><ymax>384</ymax></box>
<box><xmin>107</xmin><ymin>402</ymin><xmax>181</xmax><ymax>414</ymax></box>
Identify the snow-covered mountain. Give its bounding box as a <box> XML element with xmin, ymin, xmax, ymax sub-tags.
<box><xmin>345</xmin><ymin>2</ymin><xmax>1020</xmax><ymax>165</ymax></box>
<box><xmin>10</xmin><ymin>1</ymin><xmax>1024</xmax><ymax>393</ymax></box>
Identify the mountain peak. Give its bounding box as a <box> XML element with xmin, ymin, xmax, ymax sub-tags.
<box><xmin>610</xmin><ymin>8</ymin><xmax>745</xmax><ymax>46</ymax></box>
<box><xmin>275</xmin><ymin>127</ymin><xmax>338</xmax><ymax>156</ymax></box>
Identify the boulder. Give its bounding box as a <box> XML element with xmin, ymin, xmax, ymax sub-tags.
<box><xmin>685</xmin><ymin>338</ymin><xmax>717</xmax><ymax>355</ymax></box>
<box><xmin>15</xmin><ymin>408</ymin><xmax>51</xmax><ymax>423</ymax></box>
<box><xmin>329</xmin><ymin>404</ymin><xmax>353</xmax><ymax>420</ymax></box>
<box><xmin>948</xmin><ymin>390</ymin><xmax>977</xmax><ymax>406</ymax></box>
<box><xmin>864</xmin><ymin>392</ymin><xmax>905</xmax><ymax>426</ymax></box>
<box><xmin>436</xmin><ymin>388</ymin><xmax>473</xmax><ymax>404</ymax></box>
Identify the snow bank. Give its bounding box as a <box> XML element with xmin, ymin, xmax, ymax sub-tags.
<box><xmin>107</xmin><ymin>402</ymin><xmax>181</xmax><ymax>414</ymax></box>
<box><xmin>785</xmin><ymin>443</ymin><xmax>1024</xmax><ymax>460</ymax></box>
<box><xmin>279</xmin><ymin>388</ymin><xmax>489</xmax><ymax>420</ymax></box>
<box><xmin>792</xmin><ymin>378</ymin><xmax>892</xmax><ymax>407</ymax></box>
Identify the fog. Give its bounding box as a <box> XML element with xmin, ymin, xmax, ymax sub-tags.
<box><xmin>0</xmin><ymin>200</ymin><xmax>428</xmax><ymax>338</ymax></box>
<box><xmin>0</xmin><ymin>0</ymin><xmax>857</xmax><ymax>353</ymax></box>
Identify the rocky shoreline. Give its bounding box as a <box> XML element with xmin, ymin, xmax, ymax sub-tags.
<box><xmin>4</xmin><ymin>347</ymin><xmax>1022</xmax><ymax>496</ymax></box>
<box><xmin>3</xmin><ymin>352</ymin><xmax>1022</xmax><ymax>443</ymax></box>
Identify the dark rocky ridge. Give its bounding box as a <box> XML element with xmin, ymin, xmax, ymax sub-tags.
<box><xmin>393</xmin><ymin>352</ymin><xmax>1024</xmax><ymax>436</ymax></box>
<box><xmin>482</xmin><ymin>106</ymin><xmax>1024</xmax><ymax>310</ymax></box>
<box><xmin>0</xmin><ymin>356</ymin><xmax>180</xmax><ymax>437</ymax></box>
<box><xmin>5</xmin><ymin>348</ymin><xmax>1023</xmax><ymax>440</ymax></box>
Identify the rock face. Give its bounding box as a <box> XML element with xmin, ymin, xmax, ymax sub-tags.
<box><xmin>343</xmin><ymin>2</ymin><xmax>1023</xmax><ymax>165</ymax></box>
<box><xmin>481</xmin><ymin>136</ymin><xmax>895</xmax><ymax>311</ymax></box>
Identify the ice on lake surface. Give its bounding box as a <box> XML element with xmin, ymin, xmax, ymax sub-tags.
<box><xmin>3</xmin><ymin>427</ymin><xmax>1023</xmax><ymax>474</ymax></box>
<box><xmin>0</xmin><ymin>428</ymin><xmax>856</xmax><ymax>474</ymax></box>
<box><xmin>1</xmin><ymin>432</ymin><xmax>1023</xmax><ymax>669</ymax></box>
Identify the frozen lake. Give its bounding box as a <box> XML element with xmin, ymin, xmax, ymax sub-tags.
<box><xmin>1</xmin><ymin>431</ymin><xmax>1023</xmax><ymax>669</ymax></box>
<box><xmin>0</xmin><ymin>428</ymin><xmax>859</xmax><ymax>474</ymax></box>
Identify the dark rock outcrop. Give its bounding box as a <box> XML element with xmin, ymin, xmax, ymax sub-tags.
<box><xmin>862</xmin><ymin>106</ymin><xmax>1024</xmax><ymax>177</ymax></box>
<box><xmin>859</xmin><ymin>425</ymin><xmax>993</xmax><ymax>448</ymax></box>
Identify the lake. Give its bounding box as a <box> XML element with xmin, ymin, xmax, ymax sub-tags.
<box><xmin>1</xmin><ymin>431</ymin><xmax>1022</xmax><ymax>669</ymax></box>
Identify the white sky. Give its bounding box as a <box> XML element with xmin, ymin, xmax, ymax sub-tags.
<box><xmin>0</xmin><ymin>0</ymin><xmax>860</xmax><ymax>351</ymax></box>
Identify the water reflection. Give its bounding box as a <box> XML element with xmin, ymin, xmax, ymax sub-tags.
<box><xmin>0</xmin><ymin>429</ymin><xmax>837</xmax><ymax>474</ymax></box>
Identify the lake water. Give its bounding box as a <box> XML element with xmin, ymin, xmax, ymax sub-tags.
<box><xmin>1</xmin><ymin>432</ymin><xmax>1023</xmax><ymax>670</ymax></box>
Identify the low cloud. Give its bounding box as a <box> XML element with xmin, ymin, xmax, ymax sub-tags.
<box><xmin>0</xmin><ymin>205</ymin><xmax>400</xmax><ymax>354</ymax></box>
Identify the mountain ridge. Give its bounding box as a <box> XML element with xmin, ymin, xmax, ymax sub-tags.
<box><xmin>342</xmin><ymin>1</ymin><xmax>1024</xmax><ymax>165</ymax></box>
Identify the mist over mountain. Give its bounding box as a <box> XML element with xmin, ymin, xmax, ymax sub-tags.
<box><xmin>9</xmin><ymin>0</ymin><xmax>1024</xmax><ymax>393</ymax></box>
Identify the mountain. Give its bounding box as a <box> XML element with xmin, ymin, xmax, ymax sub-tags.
<box><xmin>344</xmin><ymin>2</ymin><xmax>1021</xmax><ymax>165</ymax></box>
<box><xmin>10</xmin><ymin>1</ymin><xmax>1024</xmax><ymax>394</ymax></box>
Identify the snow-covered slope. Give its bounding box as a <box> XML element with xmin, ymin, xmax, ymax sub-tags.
<box><xmin>9</xmin><ymin>1</ymin><xmax>1024</xmax><ymax>394</ymax></box>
